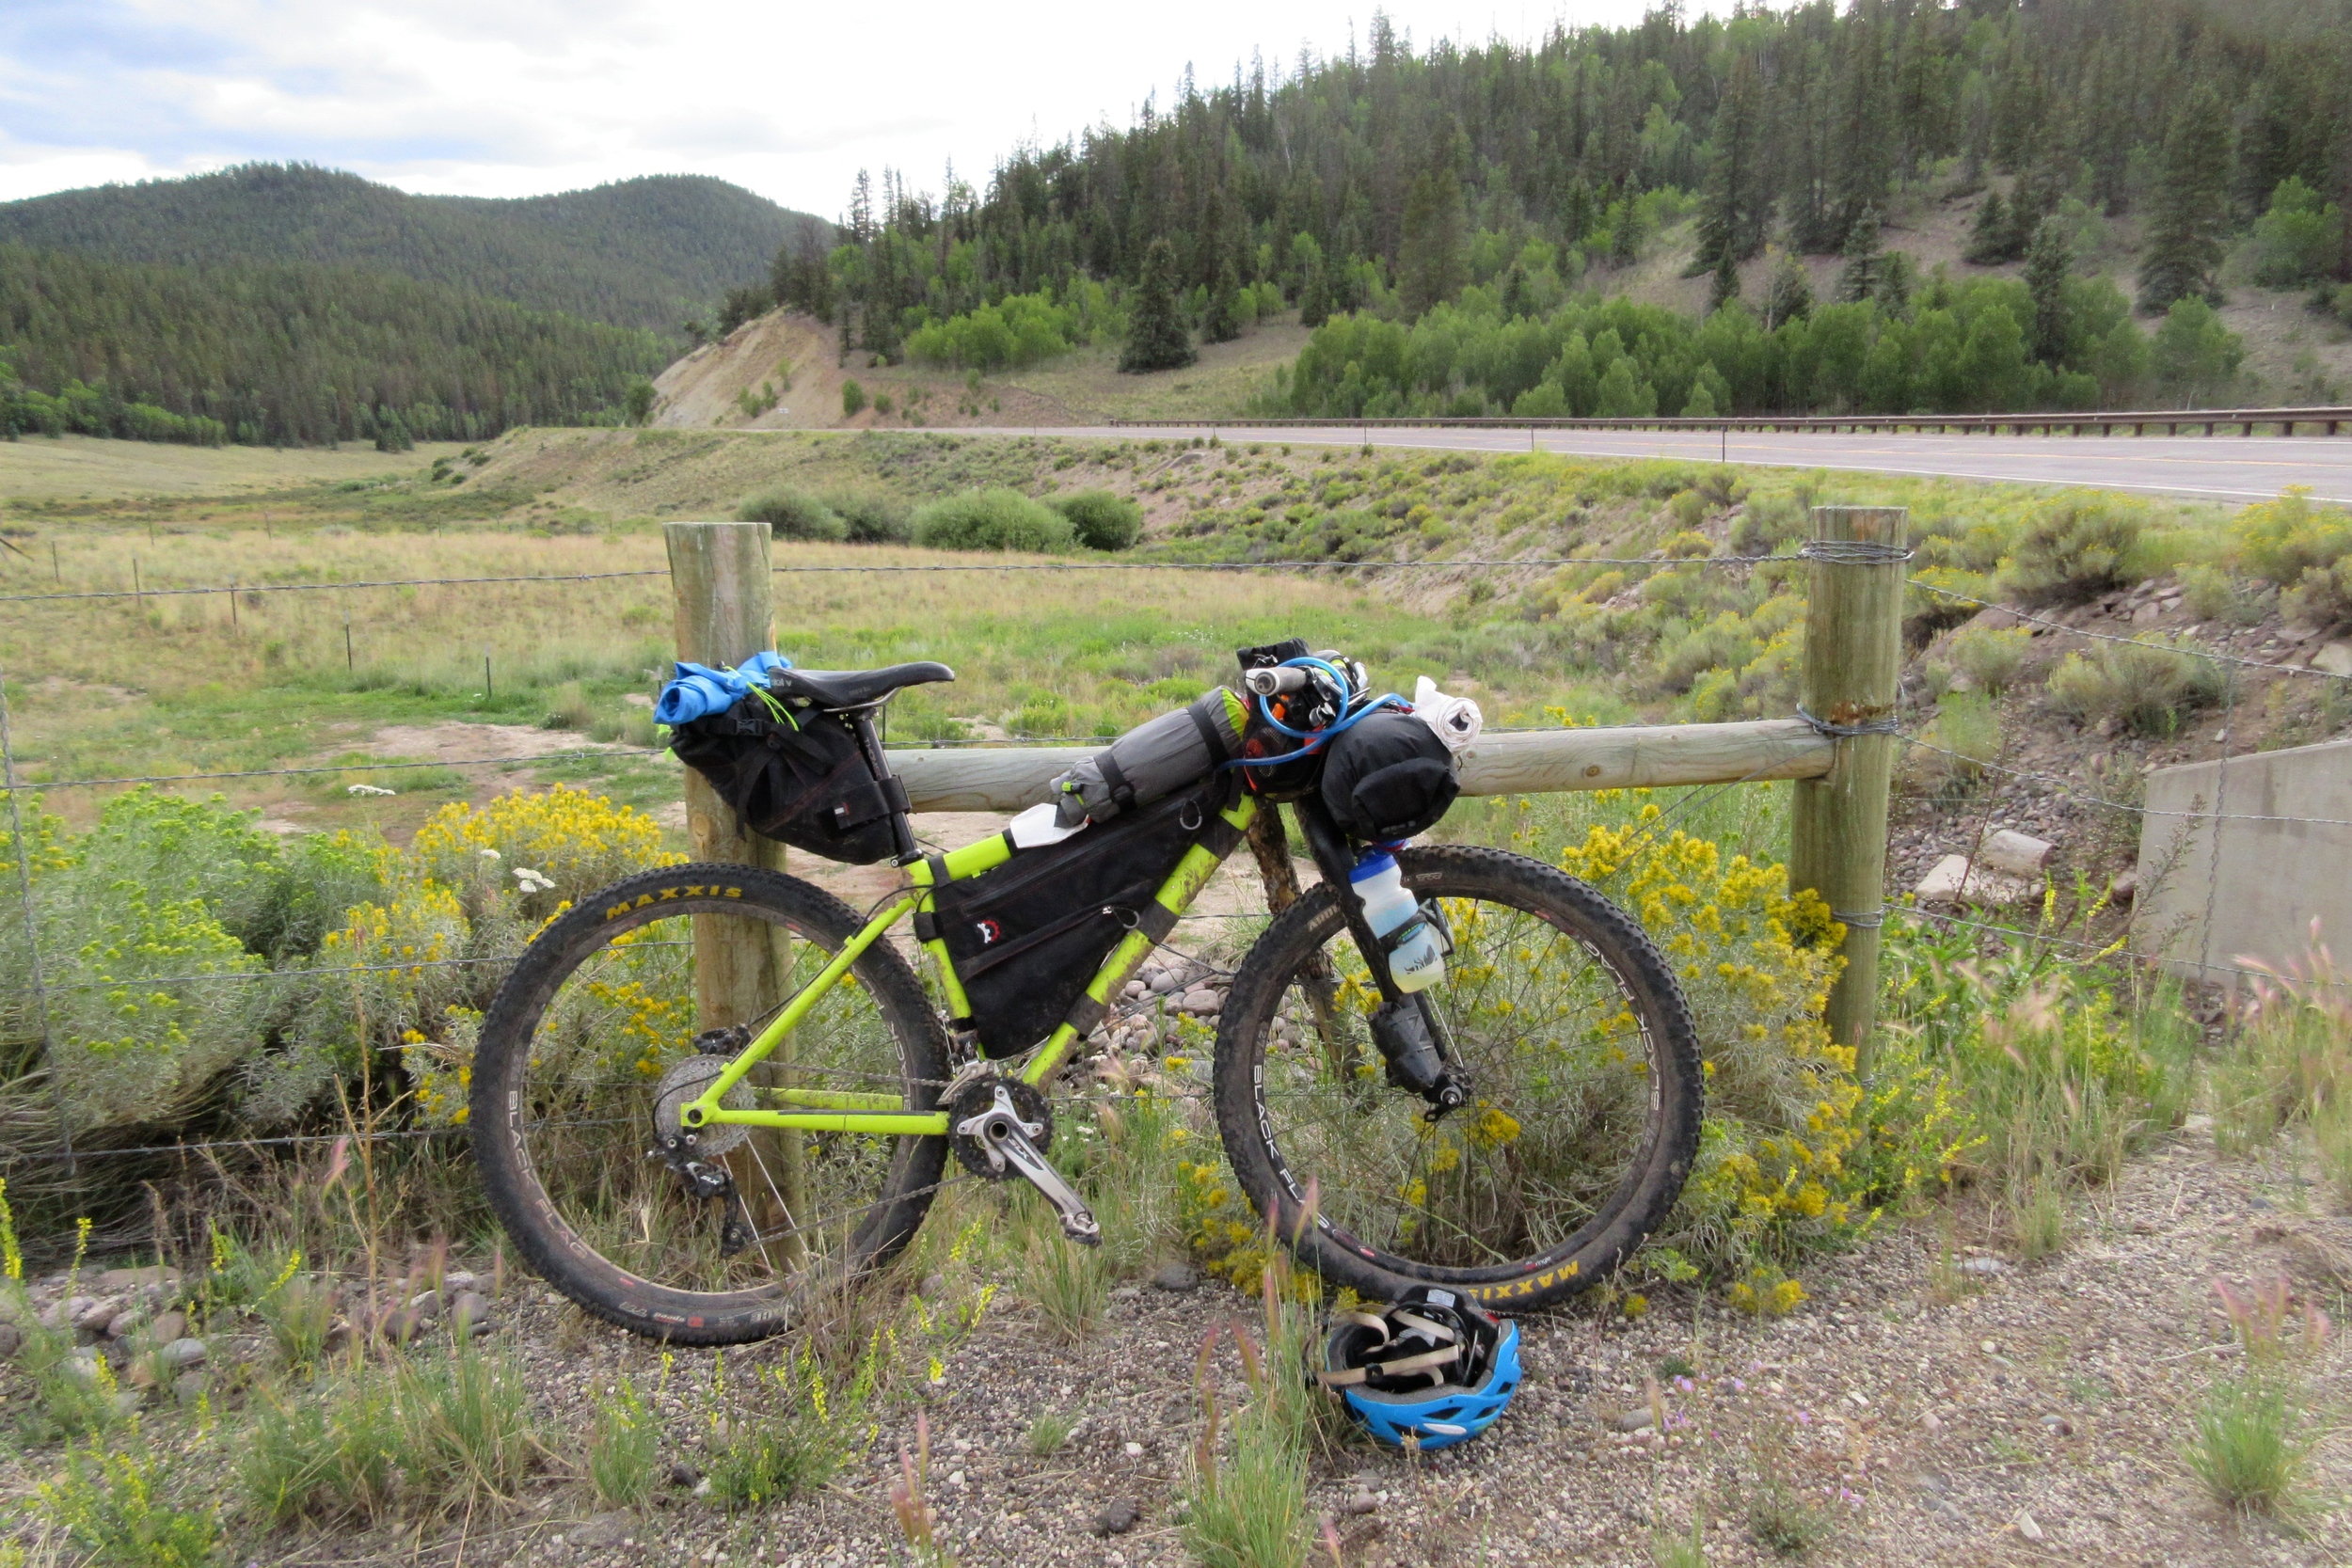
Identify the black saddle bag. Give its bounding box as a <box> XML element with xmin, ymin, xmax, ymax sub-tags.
<box><xmin>930</xmin><ymin>779</ymin><xmax>1237</xmax><ymax>1058</ymax></box>
<box><xmin>668</xmin><ymin>698</ymin><xmax>908</xmax><ymax>864</ymax></box>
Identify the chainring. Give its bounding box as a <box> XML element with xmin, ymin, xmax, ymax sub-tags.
<box><xmin>653</xmin><ymin>1054</ymin><xmax>755</xmax><ymax>1158</ymax></box>
<box><xmin>946</xmin><ymin>1076</ymin><xmax>1054</xmax><ymax>1180</ymax></box>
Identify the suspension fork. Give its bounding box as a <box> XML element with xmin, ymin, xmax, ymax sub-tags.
<box><xmin>1292</xmin><ymin>797</ymin><xmax>1464</xmax><ymax>1113</ymax></box>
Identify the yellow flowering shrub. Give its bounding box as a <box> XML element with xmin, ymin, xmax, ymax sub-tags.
<box><xmin>1508</xmin><ymin>795</ymin><xmax>1961</xmax><ymax>1279</ymax></box>
<box><xmin>53</xmin><ymin>886</ymin><xmax>267</xmax><ymax>1134</ymax></box>
<box><xmin>249</xmin><ymin>882</ymin><xmax>474</xmax><ymax>1127</ymax></box>
<box><xmin>1175</xmin><ymin>1156</ymin><xmax>1321</xmax><ymax>1301</ymax></box>
<box><xmin>401</xmin><ymin>1006</ymin><xmax>483</xmax><ymax>1127</ymax></box>
<box><xmin>410</xmin><ymin>784</ymin><xmax>679</xmax><ymax>910</ymax></box>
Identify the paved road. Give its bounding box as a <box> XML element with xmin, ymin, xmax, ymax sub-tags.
<box><xmin>966</xmin><ymin>423</ymin><xmax>2352</xmax><ymax>503</ymax></box>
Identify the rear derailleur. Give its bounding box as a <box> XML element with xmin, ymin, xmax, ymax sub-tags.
<box><xmin>655</xmin><ymin>1153</ymin><xmax>758</xmax><ymax>1258</ymax></box>
<box><xmin>945</xmin><ymin>1076</ymin><xmax>1101</xmax><ymax>1245</ymax></box>
<box><xmin>650</xmin><ymin>1043</ymin><xmax>760</xmax><ymax>1257</ymax></box>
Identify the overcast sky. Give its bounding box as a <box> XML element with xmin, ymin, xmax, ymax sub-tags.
<box><xmin>4</xmin><ymin>0</ymin><xmax>1674</xmax><ymax>216</ymax></box>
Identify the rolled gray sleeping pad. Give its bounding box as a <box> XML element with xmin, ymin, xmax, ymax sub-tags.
<box><xmin>1049</xmin><ymin>689</ymin><xmax>1247</xmax><ymax>827</ymax></box>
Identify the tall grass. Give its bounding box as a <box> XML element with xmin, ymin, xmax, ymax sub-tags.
<box><xmin>1182</xmin><ymin>1204</ymin><xmax>1326</xmax><ymax>1568</ymax></box>
<box><xmin>241</xmin><ymin>1338</ymin><xmax>540</xmax><ymax>1524</ymax></box>
<box><xmin>39</xmin><ymin>1441</ymin><xmax>219</xmax><ymax>1568</ymax></box>
<box><xmin>2187</xmin><ymin>1373</ymin><xmax>2314</xmax><ymax>1517</ymax></box>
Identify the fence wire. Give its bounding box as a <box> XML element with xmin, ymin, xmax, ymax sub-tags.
<box><xmin>0</xmin><ymin>549</ymin><xmax>1809</xmax><ymax>607</ymax></box>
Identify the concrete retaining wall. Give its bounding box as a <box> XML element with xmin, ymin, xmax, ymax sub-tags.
<box><xmin>2132</xmin><ymin>736</ymin><xmax>2352</xmax><ymax>980</ymax></box>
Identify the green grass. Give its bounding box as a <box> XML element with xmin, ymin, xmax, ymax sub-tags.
<box><xmin>1019</xmin><ymin>1219</ymin><xmax>1111</xmax><ymax>1342</ymax></box>
<box><xmin>2186</xmin><ymin>1372</ymin><xmax>2314</xmax><ymax>1518</ymax></box>
<box><xmin>40</xmin><ymin>1440</ymin><xmax>219</xmax><ymax>1568</ymax></box>
<box><xmin>589</xmin><ymin>1382</ymin><xmax>661</xmax><ymax>1511</ymax></box>
<box><xmin>1025</xmin><ymin>1409</ymin><xmax>1076</xmax><ymax>1457</ymax></box>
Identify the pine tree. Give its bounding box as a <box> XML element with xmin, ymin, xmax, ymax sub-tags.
<box><xmin>1763</xmin><ymin>250</ymin><xmax>1813</xmax><ymax>329</ymax></box>
<box><xmin>1501</xmin><ymin>262</ymin><xmax>1533</xmax><ymax>319</ymax></box>
<box><xmin>1201</xmin><ymin>257</ymin><xmax>1244</xmax><ymax>343</ymax></box>
<box><xmin>1873</xmin><ymin>249</ymin><xmax>1917</xmax><ymax>318</ymax></box>
<box><xmin>1708</xmin><ymin>246</ymin><xmax>1742</xmax><ymax>314</ymax></box>
<box><xmin>2137</xmin><ymin>87</ymin><xmax>2231</xmax><ymax>313</ymax></box>
<box><xmin>2002</xmin><ymin>162</ymin><xmax>2050</xmax><ymax>259</ymax></box>
<box><xmin>1298</xmin><ymin>255</ymin><xmax>1333</xmax><ymax>328</ymax></box>
<box><xmin>1963</xmin><ymin>190</ymin><xmax>2011</xmax><ymax>265</ymax></box>
<box><xmin>2023</xmin><ymin>214</ymin><xmax>2074</xmax><ymax>364</ymax></box>
<box><xmin>1399</xmin><ymin>165</ymin><xmax>1468</xmax><ymax>315</ymax></box>
<box><xmin>1119</xmin><ymin>238</ymin><xmax>1196</xmax><ymax>372</ymax></box>
<box><xmin>1836</xmin><ymin>204</ymin><xmax>1883</xmax><ymax>303</ymax></box>
<box><xmin>1692</xmin><ymin>54</ymin><xmax>1768</xmax><ymax>273</ymax></box>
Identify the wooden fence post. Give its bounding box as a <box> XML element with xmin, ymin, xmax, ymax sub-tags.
<box><xmin>1789</xmin><ymin>505</ymin><xmax>1907</xmax><ymax>1073</ymax></box>
<box><xmin>665</xmin><ymin>520</ymin><xmax>803</xmax><ymax>1261</ymax></box>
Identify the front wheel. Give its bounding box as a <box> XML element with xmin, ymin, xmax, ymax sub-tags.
<box><xmin>1213</xmin><ymin>845</ymin><xmax>1701</xmax><ymax>1311</ymax></box>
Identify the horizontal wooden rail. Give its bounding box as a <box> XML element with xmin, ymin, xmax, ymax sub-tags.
<box><xmin>1107</xmin><ymin>405</ymin><xmax>2352</xmax><ymax>438</ymax></box>
<box><xmin>889</xmin><ymin>718</ymin><xmax>1835</xmax><ymax>814</ymax></box>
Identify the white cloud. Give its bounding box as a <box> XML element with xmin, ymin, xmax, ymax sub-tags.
<box><xmin>6</xmin><ymin>0</ymin><xmax>1672</xmax><ymax>214</ymax></box>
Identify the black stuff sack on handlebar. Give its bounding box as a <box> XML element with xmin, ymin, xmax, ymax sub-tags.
<box><xmin>1317</xmin><ymin>710</ymin><xmax>1460</xmax><ymax>842</ymax></box>
<box><xmin>1046</xmin><ymin>689</ymin><xmax>1247</xmax><ymax>828</ymax></box>
<box><xmin>668</xmin><ymin>696</ymin><xmax>906</xmax><ymax>864</ymax></box>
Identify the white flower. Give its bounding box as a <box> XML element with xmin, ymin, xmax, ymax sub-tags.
<box><xmin>513</xmin><ymin>867</ymin><xmax>555</xmax><ymax>894</ymax></box>
<box><xmin>478</xmin><ymin>847</ymin><xmax>501</xmax><ymax>861</ymax></box>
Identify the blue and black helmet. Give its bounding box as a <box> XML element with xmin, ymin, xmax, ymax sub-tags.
<box><xmin>1318</xmin><ymin>1286</ymin><xmax>1521</xmax><ymax>1450</ymax></box>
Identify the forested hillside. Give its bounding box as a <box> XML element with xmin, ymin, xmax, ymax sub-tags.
<box><xmin>0</xmin><ymin>165</ymin><xmax>830</xmax><ymax>446</ymax></box>
<box><xmin>0</xmin><ymin>165</ymin><xmax>828</xmax><ymax>333</ymax></box>
<box><xmin>774</xmin><ymin>0</ymin><xmax>2352</xmax><ymax>417</ymax></box>
<box><xmin>0</xmin><ymin>246</ymin><xmax>668</xmax><ymax>447</ymax></box>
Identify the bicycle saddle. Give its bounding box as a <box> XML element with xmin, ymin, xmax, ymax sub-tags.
<box><xmin>771</xmin><ymin>661</ymin><xmax>955</xmax><ymax>708</ymax></box>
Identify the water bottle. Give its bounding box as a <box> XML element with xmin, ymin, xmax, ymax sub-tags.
<box><xmin>1348</xmin><ymin>852</ymin><xmax>1445</xmax><ymax>992</ymax></box>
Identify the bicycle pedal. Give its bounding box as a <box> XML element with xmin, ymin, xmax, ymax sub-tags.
<box><xmin>952</xmin><ymin>1085</ymin><xmax>1101</xmax><ymax>1245</ymax></box>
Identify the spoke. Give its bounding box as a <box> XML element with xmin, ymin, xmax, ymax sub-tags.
<box><xmin>513</xmin><ymin>901</ymin><xmax>933</xmax><ymax>1300</ymax></box>
<box><xmin>1250</xmin><ymin>883</ymin><xmax>1660</xmax><ymax>1277</ymax></box>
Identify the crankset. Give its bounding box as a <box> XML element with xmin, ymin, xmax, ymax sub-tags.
<box><xmin>945</xmin><ymin>1077</ymin><xmax>1100</xmax><ymax>1245</ymax></box>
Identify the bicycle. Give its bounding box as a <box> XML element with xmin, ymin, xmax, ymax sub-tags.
<box><xmin>470</xmin><ymin>648</ymin><xmax>1702</xmax><ymax>1344</ymax></box>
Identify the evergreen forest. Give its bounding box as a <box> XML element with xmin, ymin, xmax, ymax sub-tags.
<box><xmin>0</xmin><ymin>165</ymin><xmax>829</xmax><ymax>446</ymax></box>
<box><xmin>763</xmin><ymin>0</ymin><xmax>2352</xmax><ymax>417</ymax></box>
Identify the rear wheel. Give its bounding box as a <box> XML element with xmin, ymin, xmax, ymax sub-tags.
<box><xmin>470</xmin><ymin>864</ymin><xmax>950</xmax><ymax>1344</ymax></box>
<box><xmin>1212</xmin><ymin>845</ymin><xmax>1701</xmax><ymax>1311</ymax></box>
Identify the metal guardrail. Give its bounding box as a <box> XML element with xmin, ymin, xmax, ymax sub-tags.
<box><xmin>1109</xmin><ymin>406</ymin><xmax>2352</xmax><ymax>437</ymax></box>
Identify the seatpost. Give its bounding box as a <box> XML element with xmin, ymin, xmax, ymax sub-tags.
<box><xmin>845</xmin><ymin>705</ymin><xmax>921</xmax><ymax>865</ymax></box>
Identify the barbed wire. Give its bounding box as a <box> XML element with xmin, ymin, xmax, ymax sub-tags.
<box><xmin>7</xmin><ymin>1125</ymin><xmax>469</xmax><ymax>1165</ymax></box>
<box><xmin>0</xmin><ymin>550</ymin><xmax>1814</xmax><ymax>607</ymax></box>
<box><xmin>1897</xmin><ymin>736</ymin><xmax>2352</xmax><ymax>829</ymax></box>
<box><xmin>9</xmin><ymin>525</ymin><xmax>2352</xmax><ymax>1186</ymax></box>
<box><xmin>0</xmin><ymin>567</ymin><xmax>670</xmax><ymax>605</ymax></box>
<box><xmin>1892</xmin><ymin>905</ymin><xmax>2351</xmax><ymax>990</ymax></box>
<box><xmin>1906</xmin><ymin>580</ymin><xmax>2352</xmax><ymax>684</ymax></box>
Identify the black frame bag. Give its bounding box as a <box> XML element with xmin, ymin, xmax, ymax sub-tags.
<box><xmin>930</xmin><ymin>779</ymin><xmax>1236</xmax><ymax>1057</ymax></box>
<box><xmin>1318</xmin><ymin>711</ymin><xmax>1459</xmax><ymax>842</ymax></box>
<box><xmin>668</xmin><ymin>698</ymin><xmax>909</xmax><ymax>864</ymax></box>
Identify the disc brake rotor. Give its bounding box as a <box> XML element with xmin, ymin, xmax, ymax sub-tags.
<box><xmin>653</xmin><ymin>1055</ymin><xmax>755</xmax><ymax>1158</ymax></box>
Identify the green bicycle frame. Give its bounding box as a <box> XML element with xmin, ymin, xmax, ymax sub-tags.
<box><xmin>677</xmin><ymin>792</ymin><xmax>1260</xmax><ymax>1139</ymax></box>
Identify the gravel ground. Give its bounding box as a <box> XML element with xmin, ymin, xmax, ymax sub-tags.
<box><xmin>10</xmin><ymin>1116</ymin><xmax>2340</xmax><ymax>1568</ymax></box>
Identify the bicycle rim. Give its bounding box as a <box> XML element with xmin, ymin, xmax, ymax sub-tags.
<box><xmin>482</xmin><ymin>879</ymin><xmax>941</xmax><ymax>1303</ymax></box>
<box><xmin>1223</xmin><ymin>849</ymin><xmax>1696</xmax><ymax>1291</ymax></box>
